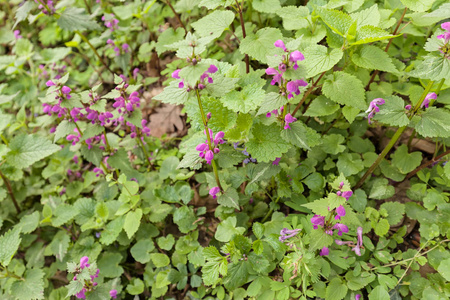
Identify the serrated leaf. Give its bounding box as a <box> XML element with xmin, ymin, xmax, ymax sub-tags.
<box><xmin>215</xmin><ymin>216</ymin><xmax>245</xmax><ymax>242</ymax></box>
<box><xmin>352</xmin><ymin>45</ymin><xmax>397</xmax><ymax>73</ymax></box>
<box><xmin>11</xmin><ymin>269</ymin><xmax>45</xmax><ymax>300</ymax></box>
<box><xmin>199</xmin><ymin>0</ymin><xmax>234</xmax><ymax>9</ymax></box>
<box><xmin>373</xmin><ymin>95</ymin><xmax>409</xmax><ymax>126</ymax></box>
<box><xmin>5</xmin><ymin>134</ymin><xmax>59</xmax><ymax>169</ymax></box>
<box><xmin>350</xmin><ymin>4</ymin><xmax>380</xmax><ymax>28</ymax></box>
<box><xmin>309</xmin><ymin>228</ymin><xmax>334</xmax><ymax>251</ymax></box>
<box><xmin>400</xmin><ymin>0</ymin><xmax>435</xmax><ymax>12</ymax></box>
<box><xmin>217</xmin><ymin>188</ymin><xmax>240</xmax><ymax>209</ymax></box>
<box><xmin>322</xmin><ymin>71</ymin><xmax>366</xmax><ymax>110</ymax></box>
<box><xmin>80</xmin><ymin>145</ymin><xmax>103</xmax><ymax>166</ymax></box>
<box><xmin>351</xmin><ymin>25</ymin><xmax>397</xmax><ymax>45</ymax></box>
<box><xmin>280</xmin><ymin>121</ymin><xmax>321</xmax><ymax>150</ymax></box>
<box><xmin>368</xmin><ymin>285</ymin><xmax>389</xmax><ymax>300</ymax></box>
<box><xmin>391</xmin><ymin>144</ymin><xmax>422</xmax><ymax>174</ymax></box>
<box><xmin>0</xmin><ymin>227</ymin><xmax>21</xmax><ymax>266</ymax></box>
<box><xmin>220</xmin><ymin>83</ymin><xmax>265</xmax><ymax>113</ymax></box>
<box><xmin>316</xmin><ymin>7</ymin><xmax>353</xmax><ymax>36</ymax></box>
<box><xmin>369</xmin><ymin>178</ymin><xmax>395</xmax><ymax>200</ymax></box>
<box><xmin>240</xmin><ymin>28</ymin><xmax>283</xmax><ymax>64</ymax></box>
<box><xmin>326</xmin><ymin>277</ymin><xmax>348</xmax><ymax>300</ymax></box>
<box><xmin>304</xmin><ymin>95</ymin><xmax>340</xmax><ymax>117</ymax></box>
<box><xmin>57</xmin><ymin>7</ymin><xmax>101</xmax><ymax>31</ymax></box>
<box><xmin>247</xmin><ymin>123</ymin><xmax>291</xmax><ymax>162</ymax></box>
<box><xmin>191</xmin><ymin>10</ymin><xmax>235</xmax><ymax>38</ymax></box>
<box><xmin>153</xmin><ymin>81</ymin><xmax>193</xmax><ymax>105</ymax></box>
<box><xmin>412</xmin><ymin>107</ymin><xmax>450</xmax><ymax>138</ymax></box>
<box><xmin>179</xmin><ymin>63</ymin><xmax>210</xmax><ymax>87</ymax></box>
<box><xmin>124</xmin><ymin>209</ymin><xmax>142</xmax><ymax>239</ymax></box>
<box><xmin>256</xmin><ymin>92</ymin><xmax>288</xmax><ymax>116</ymax></box>
<box><xmin>54</xmin><ymin>120</ymin><xmax>76</xmax><ymax>142</ymax></box>
<box><xmin>409</xmin><ymin>55</ymin><xmax>450</xmax><ymax>82</ymax></box>
<box><xmin>276</xmin><ymin>6</ymin><xmax>309</xmax><ymax>30</ymax></box>
<box><xmin>253</xmin><ymin>0</ymin><xmax>281</xmax><ymax>13</ymax></box>
<box><xmin>374</xmin><ymin>218</ymin><xmax>390</xmax><ymax>236</ymax></box>
<box><xmin>437</xmin><ymin>258</ymin><xmax>450</xmax><ymax>281</ymax></box>
<box><xmin>301</xmin><ymin>45</ymin><xmax>343</xmax><ymax>78</ymax></box>
<box><xmin>380</xmin><ymin>202</ymin><xmax>405</xmax><ymax>225</ymax></box>
<box><xmin>155</xmin><ymin>27</ymin><xmax>186</xmax><ymax>55</ymax></box>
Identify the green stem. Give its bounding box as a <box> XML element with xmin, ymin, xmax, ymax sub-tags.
<box><xmin>261</xmin><ymin>196</ymin><xmax>280</xmax><ymax>223</ymax></box>
<box><xmin>103</xmin><ymin>129</ymin><xmax>111</xmax><ymax>152</ymax></box>
<box><xmin>0</xmin><ymin>134</ymin><xmax>9</xmax><ymax>146</ymax></box>
<box><xmin>196</xmin><ymin>90</ymin><xmax>223</xmax><ymax>191</ymax></box>
<box><xmin>75</xmin><ymin>31</ymin><xmax>114</xmax><ymax>75</ymax></box>
<box><xmin>354</xmin><ymin>80</ymin><xmax>435</xmax><ymax>189</ymax></box>
<box><xmin>136</xmin><ymin>136</ymin><xmax>151</xmax><ymax>166</ymax></box>
<box><xmin>235</xmin><ymin>0</ymin><xmax>249</xmax><ymax>73</ymax></box>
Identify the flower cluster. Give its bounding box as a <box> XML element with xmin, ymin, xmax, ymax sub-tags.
<box><xmin>284</xmin><ymin>113</ymin><xmax>297</xmax><ymax>130</ymax></box>
<box><xmin>102</xmin><ymin>14</ymin><xmax>119</xmax><ymax>31</ymax></box>
<box><xmin>365</xmin><ymin>98</ymin><xmax>385</xmax><ymax>124</ymax></box>
<box><xmin>172</xmin><ymin>64</ymin><xmax>218</xmax><ymax>91</ymax></box>
<box><xmin>107</xmin><ymin>39</ymin><xmax>130</xmax><ymax>56</ymax></box>
<box><xmin>437</xmin><ymin>22</ymin><xmax>450</xmax><ymax>44</ymax></box>
<box><xmin>196</xmin><ymin>128</ymin><xmax>225</xmax><ymax>165</ymax></box>
<box><xmin>279</xmin><ymin>228</ymin><xmax>301</xmax><ymax>242</ymax></box>
<box><xmin>35</xmin><ymin>0</ymin><xmax>56</xmax><ymax>14</ymax></box>
<box><xmin>421</xmin><ymin>92</ymin><xmax>437</xmax><ymax>109</ymax></box>
<box><xmin>209</xmin><ymin>187</ymin><xmax>220</xmax><ymax>199</ymax></box>
<box><xmin>42</xmin><ymin>82</ymin><xmax>72</xmax><ymax>118</ymax></box>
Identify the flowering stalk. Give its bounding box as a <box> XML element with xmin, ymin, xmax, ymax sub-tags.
<box><xmin>354</xmin><ymin>80</ymin><xmax>436</xmax><ymax>189</ymax></box>
<box><xmin>195</xmin><ymin>89</ymin><xmax>223</xmax><ymax>191</ymax></box>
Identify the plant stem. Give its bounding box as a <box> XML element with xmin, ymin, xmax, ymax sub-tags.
<box><xmin>261</xmin><ymin>196</ymin><xmax>280</xmax><ymax>223</ymax></box>
<box><xmin>365</xmin><ymin>7</ymin><xmax>408</xmax><ymax>90</ymax></box>
<box><xmin>405</xmin><ymin>148</ymin><xmax>450</xmax><ymax>181</ymax></box>
<box><xmin>82</xmin><ymin>0</ymin><xmax>92</xmax><ymax>14</ymax></box>
<box><xmin>292</xmin><ymin>71</ymin><xmax>326</xmax><ymax>116</ymax></box>
<box><xmin>0</xmin><ymin>134</ymin><xmax>9</xmax><ymax>146</ymax></box>
<box><xmin>0</xmin><ymin>169</ymin><xmax>21</xmax><ymax>214</ymax></box>
<box><xmin>75</xmin><ymin>31</ymin><xmax>114</xmax><ymax>75</ymax></box>
<box><xmin>235</xmin><ymin>0</ymin><xmax>249</xmax><ymax>73</ymax></box>
<box><xmin>354</xmin><ymin>80</ymin><xmax>434</xmax><ymax>189</ymax></box>
<box><xmin>165</xmin><ymin>0</ymin><xmax>187</xmax><ymax>34</ymax></box>
<box><xmin>136</xmin><ymin>136</ymin><xmax>152</xmax><ymax>166</ymax></box>
<box><xmin>196</xmin><ymin>90</ymin><xmax>223</xmax><ymax>191</ymax></box>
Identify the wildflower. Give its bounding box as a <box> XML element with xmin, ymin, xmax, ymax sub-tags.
<box><xmin>93</xmin><ymin>167</ymin><xmax>104</xmax><ymax>177</ymax></box>
<box><xmin>266</xmin><ymin>68</ymin><xmax>283</xmax><ymax>86</ymax></box>
<box><xmin>14</xmin><ymin>30</ymin><xmax>22</xmax><ymax>39</ymax></box>
<box><xmin>205</xmin><ymin>150</ymin><xmax>214</xmax><ymax>164</ymax></box>
<box><xmin>67</xmin><ymin>129</ymin><xmax>81</xmax><ymax>146</ymax></box>
<box><xmin>50</xmin><ymin>127</ymin><xmax>56</xmax><ymax>133</ymax></box>
<box><xmin>46</xmin><ymin>80</ymin><xmax>56</xmax><ymax>87</ymax></box>
<box><xmin>133</xmin><ymin>68</ymin><xmax>139</xmax><ymax>80</ymax></box>
<box><xmin>196</xmin><ymin>143</ymin><xmax>209</xmax><ymax>158</ymax></box>
<box><xmin>351</xmin><ymin>226</ymin><xmax>363</xmax><ymax>256</ymax></box>
<box><xmin>341</xmin><ymin>191</ymin><xmax>353</xmax><ymax>201</ymax></box>
<box><xmin>76</xmin><ymin>288</ymin><xmax>86</xmax><ymax>299</ymax></box>
<box><xmin>421</xmin><ymin>92</ymin><xmax>437</xmax><ymax>109</ymax></box>
<box><xmin>311</xmin><ymin>215</ymin><xmax>325</xmax><ymax>229</ymax></box>
<box><xmin>274</xmin><ymin>40</ymin><xmax>287</xmax><ymax>52</ymax></box>
<box><xmin>437</xmin><ymin>22</ymin><xmax>450</xmax><ymax>43</ymax></box>
<box><xmin>209</xmin><ymin>187</ymin><xmax>220</xmax><ymax>199</ymax></box>
<box><xmin>366</xmin><ymin>98</ymin><xmax>385</xmax><ymax>124</ymax></box>
<box><xmin>405</xmin><ymin>104</ymin><xmax>412</xmax><ymax>110</ymax></box>
<box><xmin>289</xmin><ymin>50</ymin><xmax>304</xmax><ymax>70</ymax></box>
<box><xmin>110</xmin><ymin>290</ymin><xmax>118</xmax><ymax>299</ymax></box>
<box><xmin>80</xmin><ymin>256</ymin><xmax>90</xmax><ymax>269</ymax></box>
<box><xmin>272</xmin><ymin>157</ymin><xmax>281</xmax><ymax>165</ymax></box>
<box><xmin>207</xmin><ymin>112</ymin><xmax>212</xmax><ymax>120</ymax></box>
<box><xmin>320</xmin><ymin>247</ymin><xmax>329</xmax><ymax>256</ymax></box>
<box><xmin>339</xmin><ymin>181</ymin><xmax>344</xmax><ymax>189</ymax></box>
<box><xmin>61</xmin><ymin>86</ymin><xmax>72</xmax><ymax>96</ymax></box>
<box><xmin>355</xmin><ymin>295</ymin><xmax>362</xmax><ymax>300</ymax></box>
<box><xmin>122</xmin><ymin>43</ymin><xmax>130</xmax><ymax>53</ymax></box>
<box><xmin>334</xmin><ymin>239</ymin><xmax>353</xmax><ymax>246</ymax></box>
<box><xmin>335</xmin><ymin>205</ymin><xmax>346</xmax><ymax>220</ymax></box>
<box><xmin>279</xmin><ymin>228</ymin><xmax>301</xmax><ymax>242</ymax></box>
<box><xmin>284</xmin><ymin>113</ymin><xmax>297</xmax><ymax>129</ymax></box>
<box><xmin>333</xmin><ymin>223</ymin><xmax>349</xmax><ymax>236</ymax></box>
<box><xmin>286</xmin><ymin>79</ymin><xmax>308</xmax><ymax>99</ymax></box>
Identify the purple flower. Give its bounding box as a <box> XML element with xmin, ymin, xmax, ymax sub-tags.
<box><xmin>339</xmin><ymin>181</ymin><xmax>344</xmax><ymax>189</ymax></box>
<box><xmin>76</xmin><ymin>288</ymin><xmax>86</xmax><ymax>299</ymax></box>
<box><xmin>272</xmin><ymin>157</ymin><xmax>281</xmax><ymax>165</ymax></box>
<box><xmin>421</xmin><ymin>92</ymin><xmax>437</xmax><ymax>109</ymax></box>
<box><xmin>289</xmin><ymin>51</ymin><xmax>304</xmax><ymax>70</ymax></box>
<box><xmin>207</xmin><ymin>112</ymin><xmax>212</xmax><ymax>119</ymax></box>
<box><xmin>355</xmin><ymin>294</ymin><xmax>361</xmax><ymax>300</ymax></box>
<box><xmin>437</xmin><ymin>22</ymin><xmax>450</xmax><ymax>43</ymax></box>
<box><xmin>279</xmin><ymin>228</ymin><xmax>301</xmax><ymax>242</ymax></box>
<box><xmin>405</xmin><ymin>104</ymin><xmax>412</xmax><ymax>110</ymax></box>
<box><xmin>366</xmin><ymin>98</ymin><xmax>385</xmax><ymax>124</ymax></box>
<box><xmin>334</xmin><ymin>239</ymin><xmax>352</xmax><ymax>246</ymax></box>
<box><xmin>14</xmin><ymin>30</ymin><xmax>22</xmax><ymax>39</ymax></box>
<box><xmin>266</xmin><ymin>68</ymin><xmax>283</xmax><ymax>86</ymax></box>
<box><xmin>80</xmin><ymin>256</ymin><xmax>90</xmax><ymax>269</ymax></box>
<box><xmin>213</xmin><ymin>131</ymin><xmax>225</xmax><ymax>145</ymax></box>
<box><xmin>320</xmin><ymin>247</ymin><xmax>329</xmax><ymax>256</ymax></box>
<box><xmin>46</xmin><ymin>80</ymin><xmax>56</xmax><ymax>87</ymax></box>
<box><xmin>352</xmin><ymin>226</ymin><xmax>363</xmax><ymax>256</ymax></box>
<box><xmin>274</xmin><ymin>40</ymin><xmax>287</xmax><ymax>52</ymax></box>
<box><xmin>61</xmin><ymin>86</ymin><xmax>71</xmax><ymax>95</ymax></box>
<box><xmin>311</xmin><ymin>215</ymin><xmax>325</xmax><ymax>229</ymax></box>
<box><xmin>172</xmin><ymin>69</ymin><xmax>181</xmax><ymax>79</ymax></box>
<box><xmin>284</xmin><ymin>113</ymin><xmax>297</xmax><ymax>130</ymax></box>
<box><xmin>208</xmin><ymin>65</ymin><xmax>218</xmax><ymax>73</ymax></box>
<box><xmin>333</xmin><ymin>223</ymin><xmax>349</xmax><ymax>236</ymax></box>
<box><xmin>205</xmin><ymin>150</ymin><xmax>214</xmax><ymax>164</ymax></box>
<box><xmin>209</xmin><ymin>187</ymin><xmax>220</xmax><ymax>199</ymax></box>
<box><xmin>110</xmin><ymin>290</ymin><xmax>118</xmax><ymax>299</ymax></box>
<box><xmin>286</xmin><ymin>79</ymin><xmax>308</xmax><ymax>99</ymax></box>
<box><xmin>341</xmin><ymin>191</ymin><xmax>353</xmax><ymax>201</ymax></box>
<box><xmin>335</xmin><ymin>205</ymin><xmax>346</xmax><ymax>220</ymax></box>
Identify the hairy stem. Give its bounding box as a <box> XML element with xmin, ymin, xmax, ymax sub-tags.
<box><xmin>0</xmin><ymin>169</ymin><xmax>21</xmax><ymax>214</ymax></box>
<box><xmin>235</xmin><ymin>0</ymin><xmax>249</xmax><ymax>73</ymax></box>
<box><xmin>292</xmin><ymin>71</ymin><xmax>326</xmax><ymax>116</ymax></box>
<box><xmin>165</xmin><ymin>0</ymin><xmax>187</xmax><ymax>33</ymax></box>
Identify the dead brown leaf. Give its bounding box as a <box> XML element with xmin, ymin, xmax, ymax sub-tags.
<box><xmin>149</xmin><ymin>104</ymin><xmax>184</xmax><ymax>137</ymax></box>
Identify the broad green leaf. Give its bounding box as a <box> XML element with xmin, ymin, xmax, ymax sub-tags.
<box><xmin>191</xmin><ymin>10</ymin><xmax>235</xmax><ymax>39</ymax></box>
<box><xmin>153</xmin><ymin>81</ymin><xmax>192</xmax><ymax>105</ymax></box>
<box><xmin>280</xmin><ymin>121</ymin><xmax>321</xmax><ymax>150</ymax></box>
<box><xmin>179</xmin><ymin>63</ymin><xmax>210</xmax><ymax>87</ymax></box>
<box><xmin>124</xmin><ymin>209</ymin><xmax>142</xmax><ymax>239</ymax></box>
<box><xmin>247</xmin><ymin>123</ymin><xmax>291</xmax><ymax>162</ymax></box>
<box><xmin>57</xmin><ymin>7</ymin><xmax>101</xmax><ymax>31</ymax></box>
<box><xmin>54</xmin><ymin>120</ymin><xmax>76</xmax><ymax>142</ymax></box>
<box><xmin>373</xmin><ymin>95</ymin><xmax>409</xmax><ymax>126</ymax></box>
<box><xmin>80</xmin><ymin>145</ymin><xmax>103</xmax><ymax>166</ymax></box>
<box><xmin>240</xmin><ymin>28</ymin><xmax>283</xmax><ymax>63</ymax></box>
<box><xmin>217</xmin><ymin>188</ymin><xmax>240</xmax><ymax>209</ymax></box>
<box><xmin>275</xmin><ymin>6</ymin><xmax>309</xmax><ymax>30</ymax></box>
<box><xmin>409</xmin><ymin>55</ymin><xmax>450</xmax><ymax>81</ymax></box>
<box><xmin>380</xmin><ymin>202</ymin><xmax>405</xmax><ymax>225</ymax></box>
<box><xmin>351</xmin><ymin>25</ymin><xmax>396</xmax><ymax>45</ymax></box>
<box><xmin>127</xmin><ymin>278</ymin><xmax>145</xmax><ymax>295</ymax></box>
<box><xmin>342</xmin><ymin>106</ymin><xmax>360</xmax><ymax>123</ymax></box>
<box><xmin>309</xmin><ymin>227</ymin><xmax>334</xmax><ymax>251</ymax></box>
<box><xmin>173</xmin><ymin>206</ymin><xmax>197</xmax><ymax>233</ymax></box>
<box><xmin>98</xmin><ymin>253</ymin><xmax>124</xmax><ymax>278</ymax></box>
<box><xmin>368</xmin><ymin>285</ymin><xmax>389</xmax><ymax>300</ymax></box>
<box><xmin>301</xmin><ymin>45</ymin><xmax>343</xmax><ymax>78</ymax></box>
<box><xmin>199</xmin><ymin>0</ymin><xmax>234</xmax><ymax>9</ymax></box>
<box><xmin>316</xmin><ymin>7</ymin><xmax>353</xmax><ymax>36</ymax></box>
<box><xmin>205</xmin><ymin>74</ymin><xmax>238</xmax><ymax>97</ymax></box>
<box><xmin>412</xmin><ymin>107</ymin><xmax>450</xmax><ymax>138</ymax></box>
<box><xmin>0</xmin><ymin>227</ymin><xmax>21</xmax><ymax>266</ymax></box>
<box><xmin>155</xmin><ymin>27</ymin><xmax>186</xmax><ymax>55</ymax></box>
<box><xmin>352</xmin><ymin>45</ymin><xmax>397</xmax><ymax>73</ymax></box>
<box><xmin>400</xmin><ymin>0</ymin><xmax>435</xmax><ymax>12</ymax></box>
<box><xmin>374</xmin><ymin>218</ymin><xmax>390</xmax><ymax>236</ymax></box>
<box><xmin>391</xmin><ymin>144</ymin><xmax>422</xmax><ymax>174</ymax></box>
<box><xmin>319</xmin><ymin>134</ymin><xmax>346</xmax><ymax>155</ymax></box>
<box><xmin>100</xmin><ymin>216</ymin><xmax>125</xmax><ymax>245</ymax></box>
<box><xmin>40</xmin><ymin>47</ymin><xmax>71</xmax><ymax>63</ymax></box>
<box><xmin>256</xmin><ymin>92</ymin><xmax>288</xmax><ymax>116</ymax></box>
<box><xmin>322</xmin><ymin>72</ymin><xmax>366</xmax><ymax>110</ymax></box>
<box><xmin>253</xmin><ymin>0</ymin><xmax>281</xmax><ymax>13</ymax></box>
<box><xmin>346</xmin><ymin>271</ymin><xmax>376</xmax><ymax>290</ymax></box>
<box><xmin>336</xmin><ymin>153</ymin><xmax>364</xmax><ymax>176</ymax></box>
<box><xmin>151</xmin><ymin>253</ymin><xmax>171</xmax><ymax>268</ymax></box>
<box><xmin>304</xmin><ymin>95</ymin><xmax>340</xmax><ymax>117</ymax></box>
<box><xmin>326</xmin><ymin>278</ymin><xmax>348</xmax><ymax>300</ymax></box>
<box><xmin>225</xmin><ymin>113</ymin><xmax>253</xmax><ymax>142</ymax></box>
<box><xmin>5</xmin><ymin>134</ymin><xmax>60</xmax><ymax>169</ymax></box>
<box><xmin>437</xmin><ymin>258</ymin><xmax>450</xmax><ymax>281</ymax></box>
<box><xmin>11</xmin><ymin>269</ymin><xmax>45</xmax><ymax>300</ymax></box>
<box><xmin>350</xmin><ymin>4</ymin><xmax>380</xmax><ymax>28</ymax></box>
<box><xmin>220</xmin><ymin>83</ymin><xmax>265</xmax><ymax>113</ymax></box>
<box><xmin>369</xmin><ymin>178</ymin><xmax>395</xmax><ymax>200</ymax></box>
<box><xmin>18</xmin><ymin>211</ymin><xmax>40</xmax><ymax>234</ymax></box>
<box><xmin>215</xmin><ymin>216</ymin><xmax>245</xmax><ymax>242</ymax></box>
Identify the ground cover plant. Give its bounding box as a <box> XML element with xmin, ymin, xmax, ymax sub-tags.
<box><xmin>0</xmin><ymin>0</ymin><xmax>449</xmax><ymax>299</ymax></box>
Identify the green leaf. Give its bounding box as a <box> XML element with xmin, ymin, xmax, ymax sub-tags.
<box><xmin>369</xmin><ymin>178</ymin><xmax>395</xmax><ymax>200</ymax></box>
<box><xmin>157</xmin><ymin>234</ymin><xmax>175</xmax><ymax>251</ymax></box>
<box><xmin>11</xmin><ymin>269</ymin><xmax>45</xmax><ymax>300</ymax></box>
<box><xmin>98</xmin><ymin>253</ymin><xmax>124</xmax><ymax>278</ymax></box>
<box><xmin>380</xmin><ymin>202</ymin><xmax>405</xmax><ymax>225</ymax></box>
<box><xmin>100</xmin><ymin>216</ymin><xmax>124</xmax><ymax>245</ymax></box>
<box><xmin>304</xmin><ymin>95</ymin><xmax>340</xmax><ymax>117</ymax></box>
<box><xmin>217</xmin><ymin>188</ymin><xmax>240</xmax><ymax>209</ymax></box>
<box><xmin>409</xmin><ymin>55</ymin><xmax>450</xmax><ymax>81</ymax></box>
<box><xmin>256</xmin><ymin>92</ymin><xmax>288</xmax><ymax>116</ymax></box>
<box><xmin>173</xmin><ymin>206</ymin><xmax>197</xmax><ymax>233</ymax></box>
<box><xmin>374</xmin><ymin>218</ymin><xmax>390</xmax><ymax>236</ymax></box>
<box><xmin>179</xmin><ymin>63</ymin><xmax>210</xmax><ymax>87</ymax></box>
<box><xmin>191</xmin><ymin>10</ymin><xmax>235</xmax><ymax>39</ymax></box>
<box><xmin>53</xmin><ymin>120</ymin><xmax>76</xmax><ymax>142</ymax></box>
<box><xmin>322</xmin><ymin>72</ymin><xmax>366</xmax><ymax>110</ymax></box>
<box><xmin>350</xmin><ymin>4</ymin><xmax>380</xmax><ymax>28</ymax></box>
<box><xmin>309</xmin><ymin>227</ymin><xmax>334</xmax><ymax>251</ymax></box>
<box><xmin>325</xmin><ymin>277</ymin><xmax>348</xmax><ymax>300</ymax></box>
<box><xmin>351</xmin><ymin>25</ymin><xmax>396</xmax><ymax>45</ymax></box>
<box><xmin>155</xmin><ymin>27</ymin><xmax>185</xmax><ymax>55</ymax></box>
<box><xmin>5</xmin><ymin>134</ymin><xmax>60</xmax><ymax>169</ymax></box>
<box><xmin>57</xmin><ymin>7</ymin><xmax>101</xmax><ymax>31</ymax></box>
<box><xmin>52</xmin><ymin>204</ymin><xmax>79</xmax><ymax>227</ymax></box>
<box><xmin>342</xmin><ymin>106</ymin><xmax>360</xmax><ymax>124</ymax></box>
<box><xmin>80</xmin><ymin>145</ymin><xmax>103</xmax><ymax>166</ymax></box>
<box><xmin>215</xmin><ymin>216</ymin><xmax>245</xmax><ymax>242</ymax></box>
<box><xmin>199</xmin><ymin>0</ymin><xmax>234</xmax><ymax>9</ymax></box>
<box><xmin>280</xmin><ymin>121</ymin><xmax>321</xmax><ymax>150</ymax></box>
<box><xmin>18</xmin><ymin>211</ymin><xmax>40</xmax><ymax>234</ymax></box>
<box><xmin>336</xmin><ymin>153</ymin><xmax>364</xmax><ymax>176</ymax></box>
<box><xmin>40</xmin><ymin>47</ymin><xmax>71</xmax><ymax>63</ymax></box>
<box><xmin>240</xmin><ymin>28</ymin><xmax>283</xmax><ymax>64</ymax></box>
<box><xmin>127</xmin><ymin>278</ymin><xmax>145</xmax><ymax>295</ymax></box>
<box><xmin>412</xmin><ymin>107</ymin><xmax>450</xmax><ymax>138</ymax></box>
<box><xmin>373</xmin><ymin>95</ymin><xmax>409</xmax><ymax>127</ymax></box>
<box><xmin>275</xmin><ymin>6</ymin><xmax>309</xmax><ymax>30</ymax></box>
<box><xmin>253</xmin><ymin>0</ymin><xmax>281</xmax><ymax>13</ymax></box>
<box><xmin>351</xmin><ymin>45</ymin><xmax>397</xmax><ymax>73</ymax></box>
<box><xmin>316</xmin><ymin>7</ymin><xmax>353</xmax><ymax>36</ymax></box>
<box><xmin>346</xmin><ymin>271</ymin><xmax>376</xmax><ymax>290</ymax></box>
<box><xmin>368</xmin><ymin>285</ymin><xmax>389</xmax><ymax>300</ymax></box>
<box><xmin>319</xmin><ymin>134</ymin><xmax>346</xmax><ymax>155</ymax></box>
<box><xmin>153</xmin><ymin>81</ymin><xmax>192</xmax><ymax>105</ymax></box>
<box><xmin>437</xmin><ymin>258</ymin><xmax>450</xmax><ymax>281</ymax></box>
<box><xmin>151</xmin><ymin>253</ymin><xmax>171</xmax><ymax>268</ymax></box>
<box><xmin>400</xmin><ymin>0</ymin><xmax>435</xmax><ymax>12</ymax></box>
<box><xmin>301</xmin><ymin>45</ymin><xmax>343</xmax><ymax>78</ymax></box>
<box><xmin>423</xmin><ymin>190</ymin><xmax>446</xmax><ymax>210</ymax></box>
<box><xmin>391</xmin><ymin>144</ymin><xmax>422</xmax><ymax>174</ymax></box>
<box><xmin>247</xmin><ymin>123</ymin><xmax>291</xmax><ymax>162</ymax></box>
<box><xmin>124</xmin><ymin>209</ymin><xmax>142</xmax><ymax>239</ymax></box>
<box><xmin>220</xmin><ymin>83</ymin><xmax>265</xmax><ymax>113</ymax></box>
<box><xmin>0</xmin><ymin>227</ymin><xmax>21</xmax><ymax>266</ymax></box>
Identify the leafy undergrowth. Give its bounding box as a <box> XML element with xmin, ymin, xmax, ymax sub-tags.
<box><xmin>0</xmin><ymin>0</ymin><xmax>450</xmax><ymax>300</ymax></box>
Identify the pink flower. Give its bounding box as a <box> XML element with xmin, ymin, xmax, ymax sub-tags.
<box><xmin>437</xmin><ymin>22</ymin><xmax>450</xmax><ymax>43</ymax></box>
<box><xmin>421</xmin><ymin>92</ymin><xmax>437</xmax><ymax>109</ymax></box>
<box><xmin>213</xmin><ymin>131</ymin><xmax>225</xmax><ymax>145</ymax></box>
<box><xmin>266</xmin><ymin>67</ymin><xmax>283</xmax><ymax>86</ymax></box>
<box><xmin>355</xmin><ymin>294</ymin><xmax>361</xmax><ymax>300</ymax></box>
<box><xmin>274</xmin><ymin>40</ymin><xmax>287</xmax><ymax>52</ymax></box>
<box><xmin>110</xmin><ymin>290</ymin><xmax>118</xmax><ymax>299</ymax></box>
<box><xmin>333</xmin><ymin>223</ymin><xmax>349</xmax><ymax>236</ymax></box>
<box><xmin>311</xmin><ymin>215</ymin><xmax>325</xmax><ymax>229</ymax></box>
<box><xmin>366</xmin><ymin>98</ymin><xmax>385</xmax><ymax>124</ymax></box>
<box><xmin>289</xmin><ymin>51</ymin><xmax>304</xmax><ymax>70</ymax></box>
<box><xmin>75</xmin><ymin>288</ymin><xmax>86</xmax><ymax>299</ymax></box>
<box><xmin>405</xmin><ymin>104</ymin><xmax>412</xmax><ymax>110</ymax></box>
<box><xmin>279</xmin><ymin>228</ymin><xmax>301</xmax><ymax>242</ymax></box>
<box><xmin>61</xmin><ymin>86</ymin><xmax>71</xmax><ymax>95</ymax></box>
<box><xmin>272</xmin><ymin>157</ymin><xmax>281</xmax><ymax>165</ymax></box>
<box><xmin>286</xmin><ymin>79</ymin><xmax>308</xmax><ymax>99</ymax></box>
<box><xmin>209</xmin><ymin>187</ymin><xmax>220</xmax><ymax>199</ymax></box>
<box><xmin>208</xmin><ymin>65</ymin><xmax>218</xmax><ymax>73</ymax></box>
<box><xmin>335</xmin><ymin>205</ymin><xmax>346</xmax><ymax>220</ymax></box>
<box><xmin>341</xmin><ymin>191</ymin><xmax>353</xmax><ymax>201</ymax></box>
<box><xmin>205</xmin><ymin>150</ymin><xmax>214</xmax><ymax>164</ymax></box>
<box><xmin>80</xmin><ymin>256</ymin><xmax>90</xmax><ymax>269</ymax></box>
<box><xmin>14</xmin><ymin>30</ymin><xmax>22</xmax><ymax>39</ymax></box>
<box><xmin>46</xmin><ymin>80</ymin><xmax>56</xmax><ymax>87</ymax></box>
<box><xmin>284</xmin><ymin>113</ymin><xmax>297</xmax><ymax>130</ymax></box>
<box><xmin>320</xmin><ymin>247</ymin><xmax>329</xmax><ymax>256</ymax></box>
<box><xmin>352</xmin><ymin>226</ymin><xmax>363</xmax><ymax>256</ymax></box>
<box><xmin>172</xmin><ymin>69</ymin><xmax>181</xmax><ymax>79</ymax></box>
